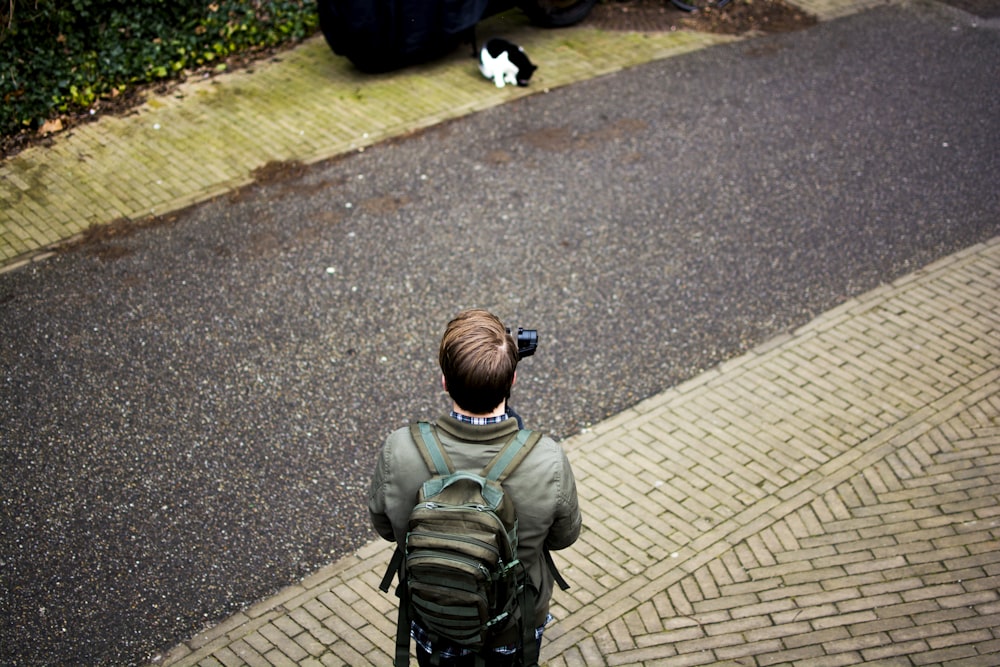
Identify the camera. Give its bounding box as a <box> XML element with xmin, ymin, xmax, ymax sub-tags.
<box><xmin>507</xmin><ymin>327</ymin><xmax>538</xmax><ymax>359</ymax></box>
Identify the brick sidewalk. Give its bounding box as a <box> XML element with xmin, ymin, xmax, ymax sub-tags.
<box><xmin>155</xmin><ymin>239</ymin><xmax>999</xmax><ymax>666</ymax></box>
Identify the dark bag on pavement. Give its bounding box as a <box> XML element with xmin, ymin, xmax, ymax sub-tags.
<box><xmin>317</xmin><ymin>0</ymin><xmax>487</xmax><ymax>72</ymax></box>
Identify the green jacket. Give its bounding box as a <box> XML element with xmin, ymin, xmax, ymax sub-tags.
<box><xmin>368</xmin><ymin>414</ymin><xmax>582</xmax><ymax>626</ymax></box>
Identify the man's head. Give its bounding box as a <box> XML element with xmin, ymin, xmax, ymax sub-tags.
<box><xmin>439</xmin><ymin>309</ymin><xmax>518</xmax><ymax>415</ymax></box>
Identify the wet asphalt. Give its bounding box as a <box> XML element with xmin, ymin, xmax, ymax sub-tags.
<box><xmin>2</xmin><ymin>3</ymin><xmax>999</xmax><ymax>665</ymax></box>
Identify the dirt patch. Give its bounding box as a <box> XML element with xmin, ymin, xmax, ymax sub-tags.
<box><xmin>251</xmin><ymin>159</ymin><xmax>310</xmax><ymax>184</ymax></box>
<box><xmin>936</xmin><ymin>0</ymin><xmax>1000</xmax><ymax>17</ymax></box>
<box><xmin>56</xmin><ymin>213</ymin><xmax>181</xmax><ymax>262</ymax></box>
<box><xmin>585</xmin><ymin>0</ymin><xmax>818</xmax><ymax>34</ymax></box>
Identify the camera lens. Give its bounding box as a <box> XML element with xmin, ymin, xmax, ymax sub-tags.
<box><xmin>516</xmin><ymin>328</ymin><xmax>537</xmax><ymax>358</ymax></box>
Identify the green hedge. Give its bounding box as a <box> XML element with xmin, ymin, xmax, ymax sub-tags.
<box><xmin>0</xmin><ymin>1</ymin><xmax>319</xmax><ymax>139</ymax></box>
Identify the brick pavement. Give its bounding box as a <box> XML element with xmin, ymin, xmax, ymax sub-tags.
<box><xmin>154</xmin><ymin>238</ymin><xmax>1000</xmax><ymax>666</ymax></box>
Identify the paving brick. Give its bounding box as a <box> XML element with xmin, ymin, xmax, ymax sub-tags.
<box><xmin>757</xmin><ymin>644</ymin><xmax>827</xmax><ymax>665</ymax></box>
<box><xmin>937</xmin><ymin>590</ymin><xmax>999</xmax><ymax>609</ymax></box>
<box><xmin>944</xmin><ymin>552</ymin><xmax>1000</xmax><ymax>572</ymax></box>
<box><xmin>701</xmin><ymin>615</ymin><xmax>773</xmax><ymax>637</ymax></box>
<box><xmin>872</xmin><ymin>599</ymin><xmax>944</xmax><ymax>620</ymax></box>
<box><xmin>812</xmin><ymin>610</ymin><xmax>880</xmax><ymax>631</ymax></box>
<box><xmin>927</xmin><ymin>628</ymin><xmax>995</xmax><ymax>650</ymax></box>
<box><xmin>193</xmin><ymin>657</ymin><xmax>224</xmax><ymax>667</ymax></box>
<box><xmin>822</xmin><ymin>631</ymin><xmax>892</xmax><ymax>654</ymax></box>
<box><xmin>770</xmin><ymin>603</ymin><xmax>840</xmax><ymax>625</ymax></box>
<box><xmin>209</xmin><ymin>647</ymin><xmax>244</xmax><ymax>667</ymax></box>
<box><xmin>844</xmin><ymin>555</ymin><xmax>909</xmax><ymax>576</ymax></box>
<box><xmin>953</xmin><ymin>611</ymin><xmax>1000</xmax><ymax>633</ymax></box>
<box><xmin>229</xmin><ymin>638</ymin><xmax>271</xmax><ymax>667</ymax></box>
<box><xmin>782</xmin><ymin>565</ymin><xmax>852</xmax><ymax>587</ymax></box>
<box><xmin>910</xmin><ymin>644</ymin><xmax>980</xmax><ymax>665</ymax></box>
<box><xmin>847</xmin><ymin>615</ymin><xmax>914</xmax><ymax>638</ymax></box>
<box><xmin>862</xmin><ymin>639</ymin><xmax>932</xmax><ymax>661</ymax></box>
<box><xmin>870</xmin><ymin>540</ymin><xmax>937</xmax><ymax>560</ymax></box>
<box><xmin>292</xmin><ymin>631</ymin><xmax>328</xmax><ymax>659</ymax></box>
<box><xmin>674</xmin><ymin>631</ymin><xmax>747</xmax><ymax>654</ymax></box>
<box><xmin>270</xmin><ymin>616</ymin><xmax>305</xmax><ymax>641</ymax></box>
<box><xmin>258</xmin><ymin>625</ymin><xmax>309</xmax><ymax>662</ymax></box>
<box><xmin>728</xmin><ymin>597</ymin><xmax>798</xmax><ymax>620</ymax></box>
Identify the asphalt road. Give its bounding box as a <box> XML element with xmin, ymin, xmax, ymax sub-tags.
<box><xmin>2</xmin><ymin>3</ymin><xmax>998</xmax><ymax>665</ymax></box>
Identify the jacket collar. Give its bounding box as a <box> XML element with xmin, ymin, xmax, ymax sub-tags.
<box><xmin>434</xmin><ymin>413</ymin><xmax>520</xmax><ymax>443</ymax></box>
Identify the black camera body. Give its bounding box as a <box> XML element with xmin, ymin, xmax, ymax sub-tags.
<box><xmin>508</xmin><ymin>327</ymin><xmax>538</xmax><ymax>359</ymax></box>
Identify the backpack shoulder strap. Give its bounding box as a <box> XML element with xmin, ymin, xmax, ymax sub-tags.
<box><xmin>481</xmin><ymin>429</ymin><xmax>573</xmax><ymax>593</ymax></box>
<box><xmin>410</xmin><ymin>421</ymin><xmax>454</xmax><ymax>475</ymax></box>
<box><xmin>482</xmin><ymin>429</ymin><xmax>543</xmax><ymax>483</ymax></box>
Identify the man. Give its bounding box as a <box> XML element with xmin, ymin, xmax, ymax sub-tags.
<box><xmin>369</xmin><ymin>308</ymin><xmax>582</xmax><ymax>666</ymax></box>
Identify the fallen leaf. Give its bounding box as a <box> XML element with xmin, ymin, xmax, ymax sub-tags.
<box><xmin>40</xmin><ymin>118</ymin><xmax>64</xmax><ymax>135</ymax></box>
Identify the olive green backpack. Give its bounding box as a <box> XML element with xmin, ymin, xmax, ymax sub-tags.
<box><xmin>379</xmin><ymin>421</ymin><xmax>567</xmax><ymax>667</ymax></box>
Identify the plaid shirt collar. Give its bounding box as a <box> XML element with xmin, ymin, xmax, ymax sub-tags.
<box><xmin>449</xmin><ymin>410</ymin><xmax>509</xmax><ymax>426</ymax></box>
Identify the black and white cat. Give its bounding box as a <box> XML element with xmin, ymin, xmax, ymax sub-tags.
<box><xmin>478</xmin><ymin>38</ymin><xmax>537</xmax><ymax>88</ymax></box>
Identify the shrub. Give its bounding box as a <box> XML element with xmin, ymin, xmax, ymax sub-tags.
<box><xmin>0</xmin><ymin>0</ymin><xmax>319</xmax><ymax>139</ymax></box>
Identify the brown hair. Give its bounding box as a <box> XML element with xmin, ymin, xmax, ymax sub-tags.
<box><xmin>439</xmin><ymin>309</ymin><xmax>518</xmax><ymax>415</ymax></box>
